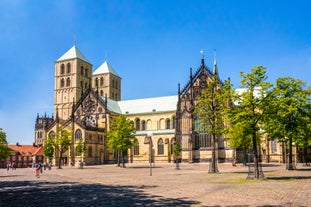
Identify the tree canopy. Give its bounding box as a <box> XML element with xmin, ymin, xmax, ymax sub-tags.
<box><xmin>0</xmin><ymin>128</ymin><xmax>11</xmax><ymax>160</ymax></box>
<box><xmin>107</xmin><ymin>114</ymin><xmax>136</xmax><ymax>167</ymax></box>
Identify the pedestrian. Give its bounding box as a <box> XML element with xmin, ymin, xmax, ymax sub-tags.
<box><xmin>35</xmin><ymin>163</ymin><xmax>40</xmax><ymax>178</ymax></box>
<box><xmin>39</xmin><ymin>163</ymin><xmax>43</xmax><ymax>173</ymax></box>
<box><xmin>48</xmin><ymin>162</ymin><xmax>51</xmax><ymax>170</ymax></box>
<box><xmin>6</xmin><ymin>163</ymin><xmax>10</xmax><ymax>171</ymax></box>
<box><xmin>43</xmin><ymin>162</ymin><xmax>46</xmax><ymax>170</ymax></box>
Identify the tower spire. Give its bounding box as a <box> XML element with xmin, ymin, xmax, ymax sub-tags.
<box><xmin>213</xmin><ymin>49</ymin><xmax>219</xmax><ymax>78</ymax></box>
<box><xmin>200</xmin><ymin>50</ymin><xmax>205</xmax><ymax>66</ymax></box>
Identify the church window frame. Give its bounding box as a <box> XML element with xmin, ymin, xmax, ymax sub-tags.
<box><xmin>100</xmin><ymin>90</ymin><xmax>103</xmax><ymax>96</ymax></box>
<box><xmin>66</xmin><ymin>63</ymin><xmax>71</xmax><ymax>73</ymax></box>
<box><xmin>85</xmin><ymin>68</ymin><xmax>88</xmax><ymax>78</ymax></box>
<box><xmin>75</xmin><ymin>129</ymin><xmax>82</xmax><ymax>142</ymax></box>
<box><xmin>133</xmin><ymin>138</ymin><xmax>139</xmax><ymax>155</ymax></box>
<box><xmin>66</xmin><ymin>77</ymin><xmax>70</xmax><ymax>87</ymax></box>
<box><xmin>60</xmin><ymin>64</ymin><xmax>65</xmax><ymax>75</ymax></box>
<box><xmin>60</xmin><ymin>78</ymin><xmax>65</xmax><ymax>87</ymax></box>
<box><xmin>100</xmin><ymin>77</ymin><xmax>104</xmax><ymax>86</ymax></box>
<box><xmin>81</xmin><ymin>66</ymin><xmax>84</xmax><ymax>75</ymax></box>
<box><xmin>166</xmin><ymin>119</ymin><xmax>171</xmax><ymax>129</ymax></box>
<box><xmin>135</xmin><ymin>118</ymin><xmax>140</xmax><ymax>131</ymax></box>
<box><xmin>142</xmin><ymin>120</ymin><xmax>146</xmax><ymax>130</ymax></box>
<box><xmin>157</xmin><ymin>138</ymin><xmax>164</xmax><ymax>155</ymax></box>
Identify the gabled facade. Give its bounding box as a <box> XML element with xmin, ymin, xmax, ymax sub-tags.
<box><xmin>175</xmin><ymin>55</ymin><xmax>233</xmax><ymax>163</ymax></box>
<box><xmin>0</xmin><ymin>144</ymin><xmax>43</xmax><ymax>168</ymax></box>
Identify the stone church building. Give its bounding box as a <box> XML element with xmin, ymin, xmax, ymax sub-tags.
<box><xmin>34</xmin><ymin>45</ymin><xmax>284</xmax><ymax>166</ymax></box>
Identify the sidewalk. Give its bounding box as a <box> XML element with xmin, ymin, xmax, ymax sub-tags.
<box><xmin>0</xmin><ymin>162</ymin><xmax>310</xmax><ymax>206</ymax></box>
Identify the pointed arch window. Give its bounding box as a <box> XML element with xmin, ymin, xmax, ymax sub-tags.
<box><xmin>100</xmin><ymin>77</ymin><xmax>104</xmax><ymax>86</ymax></box>
<box><xmin>158</xmin><ymin>138</ymin><xmax>164</xmax><ymax>155</ymax></box>
<box><xmin>66</xmin><ymin>63</ymin><xmax>71</xmax><ymax>73</ymax></box>
<box><xmin>60</xmin><ymin>78</ymin><xmax>65</xmax><ymax>87</ymax></box>
<box><xmin>60</xmin><ymin>64</ymin><xmax>65</xmax><ymax>74</ymax></box>
<box><xmin>66</xmin><ymin>78</ymin><xmax>70</xmax><ymax>87</ymax></box>
<box><xmin>100</xmin><ymin>90</ymin><xmax>104</xmax><ymax>96</ymax></box>
<box><xmin>75</xmin><ymin>129</ymin><xmax>82</xmax><ymax>142</ymax></box>
<box><xmin>133</xmin><ymin>139</ymin><xmax>139</xmax><ymax>155</ymax></box>
<box><xmin>112</xmin><ymin>80</ymin><xmax>115</xmax><ymax>88</ymax></box>
<box><xmin>85</xmin><ymin>68</ymin><xmax>88</xmax><ymax>78</ymax></box>
<box><xmin>135</xmin><ymin>118</ymin><xmax>140</xmax><ymax>131</ymax></box>
<box><xmin>81</xmin><ymin>66</ymin><xmax>84</xmax><ymax>75</ymax></box>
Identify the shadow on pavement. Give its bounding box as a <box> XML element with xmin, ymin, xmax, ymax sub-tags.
<box><xmin>266</xmin><ymin>176</ymin><xmax>311</xmax><ymax>180</ymax></box>
<box><xmin>0</xmin><ymin>180</ymin><xmax>200</xmax><ymax>207</ymax></box>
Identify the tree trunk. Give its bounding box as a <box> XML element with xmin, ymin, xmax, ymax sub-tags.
<box><xmin>251</xmin><ymin>131</ymin><xmax>264</xmax><ymax>179</ymax></box>
<box><xmin>116</xmin><ymin>150</ymin><xmax>120</xmax><ymax>167</ymax></box>
<box><xmin>287</xmin><ymin>137</ymin><xmax>294</xmax><ymax>170</ymax></box>
<box><xmin>208</xmin><ymin>133</ymin><xmax>218</xmax><ymax>173</ymax></box>
<box><xmin>58</xmin><ymin>153</ymin><xmax>62</xmax><ymax>169</ymax></box>
<box><xmin>122</xmin><ymin>150</ymin><xmax>125</xmax><ymax>168</ymax></box>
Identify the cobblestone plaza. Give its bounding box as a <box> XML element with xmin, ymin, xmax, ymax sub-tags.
<box><xmin>0</xmin><ymin>163</ymin><xmax>310</xmax><ymax>207</ymax></box>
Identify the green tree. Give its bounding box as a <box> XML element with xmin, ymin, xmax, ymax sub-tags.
<box><xmin>48</xmin><ymin>125</ymin><xmax>72</xmax><ymax>169</ymax></box>
<box><xmin>264</xmin><ymin>77</ymin><xmax>311</xmax><ymax>169</ymax></box>
<box><xmin>228</xmin><ymin>66</ymin><xmax>273</xmax><ymax>179</ymax></box>
<box><xmin>0</xmin><ymin>128</ymin><xmax>11</xmax><ymax>160</ymax></box>
<box><xmin>75</xmin><ymin>138</ymin><xmax>86</xmax><ymax>169</ymax></box>
<box><xmin>173</xmin><ymin>140</ymin><xmax>182</xmax><ymax>170</ymax></box>
<box><xmin>43</xmin><ymin>137</ymin><xmax>54</xmax><ymax>161</ymax></box>
<box><xmin>107</xmin><ymin>114</ymin><xmax>136</xmax><ymax>168</ymax></box>
<box><xmin>194</xmin><ymin>71</ymin><xmax>228</xmax><ymax>173</ymax></box>
<box><xmin>227</xmin><ymin>122</ymin><xmax>252</xmax><ymax>165</ymax></box>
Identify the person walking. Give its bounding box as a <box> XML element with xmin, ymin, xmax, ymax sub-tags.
<box><xmin>35</xmin><ymin>163</ymin><xmax>40</xmax><ymax>178</ymax></box>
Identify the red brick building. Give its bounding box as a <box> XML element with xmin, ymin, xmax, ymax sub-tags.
<box><xmin>0</xmin><ymin>143</ymin><xmax>44</xmax><ymax>168</ymax></box>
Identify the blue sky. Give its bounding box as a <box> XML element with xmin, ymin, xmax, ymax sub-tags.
<box><xmin>1</xmin><ymin>0</ymin><xmax>311</xmax><ymax>144</ymax></box>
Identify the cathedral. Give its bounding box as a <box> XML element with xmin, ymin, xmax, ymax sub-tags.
<box><xmin>34</xmin><ymin>45</ymin><xmax>285</xmax><ymax>166</ymax></box>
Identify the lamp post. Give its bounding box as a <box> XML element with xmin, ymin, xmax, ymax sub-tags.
<box><xmin>147</xmin><ymin>131</ymin><xmax>153</xmax><ymax>176</ymax></box>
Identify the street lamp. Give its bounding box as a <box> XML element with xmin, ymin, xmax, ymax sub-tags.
<box><xmin>147</xmin><ymin>131</ymin><xmax>153</xmax><ymax>176</ymax></box>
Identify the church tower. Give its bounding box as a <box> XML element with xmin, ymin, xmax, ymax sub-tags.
<box><xmin>54</xmin><ymin>45</ymin><xmax>93</xmax><ymax>120</ymax></box>
<box><xmin>92</xmin><ymin>61</ymin><xmax>121</xmax><ymax>101</ymax></box>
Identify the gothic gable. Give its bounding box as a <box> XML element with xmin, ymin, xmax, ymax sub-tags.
<box><xmin>73</xmin><ymin>88</ymin><xmax>107</xmax><ymax>131</ymax></box>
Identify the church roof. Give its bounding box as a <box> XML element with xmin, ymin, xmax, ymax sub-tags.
<box><xmin>93</xmin><ymin>61</ymin><xmax>119</xmax><ymax>77</ymax></box>
<box><xmin>57</xmin><ymin>45</ymin><xmax>91</xmax><ymax>63</ymax></box>
<box><xmin>104</xmin><ymin>95</ymin><xmax>178</xmax><ymax>115</ymax></box>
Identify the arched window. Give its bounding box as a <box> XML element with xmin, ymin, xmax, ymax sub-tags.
<box><xmin>142</xmin><ymin>120</ymin><xmax>146</xmax><ymax>130</ymax></box>
<box><xmin>66</xmin><ymin>63</ymin><xmax>71</xmax><ymax>73</ymax></box>
<box><xmin>133</xmin><ymin>139</ymin><xmax>139</xmax><ymax>155</ymax></box>
<box><xmin>81</xmin><ymin>66</ymin><xmax>84</xmax><ymax>75</ymax></box>
<box><xmin>112</xmin><ymin>80</ymin><xmax>115</xmax><ymax>88</ymax></box>
<box><xmin>158</xmin><ymin>138</ymin><xmax>164</xmax><ymax>155</ymax></box>
<box><xmin>166</xmin><ymin>119</ymin><xmax>171</xmax><ymax>129</ymax></box>
<box><xmin>135</xmin><ymin>118</ymin><xmax>140</xmax><ymax>131</ymax></box>
<box><xmin>170</xmin><ymin>138</ymin><xmax>176</xmax><ymax>155</ymax></box>
<box><xmin>48</xmin><ymin>131</ymin><xmax>55</xmax><ymax>139</ymax></box>
<box><xmin>60</xmin><ymin>78</ymin><xmax>65</xmax><ymax>87</ymax></box>
<box><xmin>95</xmin><ymin>78</ymin><xmax>99</xmax><ymax>87</ymax></box>
<box><xmin>85</xmin><ymin>68</ymin><xmax>88</xmax><ymax>77</ymax></box>
<box><xmin>116</xmin><ymin>80</ymin><xmax>118</xmax><ymax>89</ymax></box>
<box><xmin>66</xmin><ymin>78</ymin><xmax>70</xmax><ymax>87</ymax></box>
<box><xmin>60</xmin><ymin>64</ymin><xmax>65</xmax><ymax>74</ymax></box>
<box><xmin>100</xmin><ymin>77</ymin><xmax>104</xmax><ymax>86</ymax></box>
<box><xmin>100</xmin><ymin>90</ymin><xmax>103</xmax><ymax>96</ymax></box>
<box><xmin>75</xmin><ymin>129</ymin><xmax>82</xmax><ymax>142</ymax></box>
<box><xmin>88</xmin><ymin>146</ymin><xmax>92</xmax><ymax>157</ymax></box>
